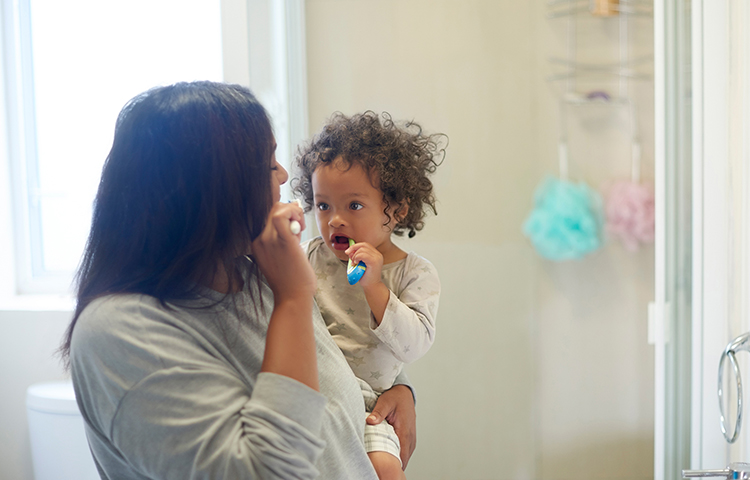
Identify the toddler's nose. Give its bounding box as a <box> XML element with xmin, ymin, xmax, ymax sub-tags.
<box><xmin>328</xmin><ymin>212</ymin><xmax>345</xmax><ymax>228</ymax></box>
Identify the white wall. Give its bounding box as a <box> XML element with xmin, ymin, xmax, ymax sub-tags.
<box><xmin>305</xmin><ymin>1</ymin><xmax>654</xmax><ymax>479</ymax></box>
<box><xmin>0</xmin><ymin>2</ymin><xmax>655</xmax><ymax>479</ymax></box>
<box><xmin>0</xmin><ymin>309</ymin><xmax>71</xmax><ymax>480</ymax></box>
<box><xmin>0</xmin><ymin>13</ymin><xmax>73</xmax><ymax>477</ymax></box>
<box><xmin>306</xmin><ymin>2</ymin><xmax>541</xmax><ymax>477</ymax></box>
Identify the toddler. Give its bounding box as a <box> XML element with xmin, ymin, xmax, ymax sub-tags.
<box><xmin>293</xmin><ymin>111</ymin><xmax>444</xmax><ymax>480</ymax></box>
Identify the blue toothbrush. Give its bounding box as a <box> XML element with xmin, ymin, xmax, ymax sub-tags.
<box><xmin>346</xmin><ymin>238</ymin><xmax>366</xmax><ymax>285</ymax></box>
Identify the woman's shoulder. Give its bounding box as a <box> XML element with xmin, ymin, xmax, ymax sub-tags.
<box><xmin>82</xmin><ymin>292</ymin><xmax>185</xmax><ymax>320</ymax></box>
<box><xmin>69</xmin><ymin>294</ymin><xmax>174</xmax><ymax>404</ymax></box>
<box><xmin>75</xmin><ymin>292</ymin><xmax>223</xmax><ymax>354</ymax></box>
<box><xmin>78</xmin><ymin>293</ymin><xmax>157</xmax><ymax>326</ymax></box>
<box><xmin>73</xmin><ymin>294</ymin><xmax>166</xmax><ymax>349</ymax></box>
<box><xmin>70</xmin><ymin>292</ymin><xmax>232</xmax><ymax>395</ymax></box>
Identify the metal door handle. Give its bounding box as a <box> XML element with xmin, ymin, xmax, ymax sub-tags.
<box><xmin>719</xmin><ymin>333</ymin><xmax>750</xmax><ymax>443</ymax></box>
<box><xmin>683</xmin><ymin>462</ymin><xmax>750</xmax><ymax>479</ymax></box>
<box><xmin>682</xmin><ymin>469</ymin><xmax>729</xmax><ymax>478</ymax></box>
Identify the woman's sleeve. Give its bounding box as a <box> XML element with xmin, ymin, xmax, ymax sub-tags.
<box><xmin>369</xmin><ymin>257</ymin><xmax>440</xmax><ymax>364</ymax></box>
<box><xmin>71</xmin><ymin>297</ymin><xmax>329</xmax><ymax>480</ymax></box>
<box><xmin>110</xmin><ymin>370</ymin><xmax>328</xmax><ymax>479</ymax></box>
<box><xmin>391</xmin><ymin>370</ymin><xmax>417</xmax><ymax>404</ymax></box>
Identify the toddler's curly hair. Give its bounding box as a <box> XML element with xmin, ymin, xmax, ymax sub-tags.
<box><xmin>292</xmin><ymin>111</ymin><xmax>446</xmax><ymax>238</ymax></box>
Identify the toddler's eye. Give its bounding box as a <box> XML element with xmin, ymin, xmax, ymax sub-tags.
<box><xmin>317</xmin><ymin>202</ymin><xmax>329</xmax><ymax>211</ymax></box>
<box><xmin>350</xmin><ymin>202</ymin><xmax>363</xmax><ymax>211</ymax></box>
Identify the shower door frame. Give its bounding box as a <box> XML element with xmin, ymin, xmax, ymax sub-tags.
<box><xmin>654</xmin><ymin>0</ymin><xmax>693</xmax><ymax>478</ymax></box>
<box><xmin>659</xmin><ymin>0</ymin><xmax>750</xmax><ymax>474</ymax></box>
<box><xmin>692</xmin><ymin>0</ymin><xmax>750</xmax><ymax>468</ymax></box>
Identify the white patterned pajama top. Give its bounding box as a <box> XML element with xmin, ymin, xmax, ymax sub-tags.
<box><xmin>303</xmin><ymin>236</ymin><xmax>440</xmax><ymax>394</ymax></box>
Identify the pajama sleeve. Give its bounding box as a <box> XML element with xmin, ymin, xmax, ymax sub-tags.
<box><xmin>370</xmin><ymin>256</ymin><xmax>440</xmax><ymax>364</ymax></box>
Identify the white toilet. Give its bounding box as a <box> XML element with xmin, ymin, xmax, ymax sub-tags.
<box><xmin>26</xmin><ymin>381</ymin><xmax>99</xmax><ymax>480</ymax></box>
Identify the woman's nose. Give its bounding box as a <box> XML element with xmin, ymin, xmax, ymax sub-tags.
<box><xmin>277</xmin><ymin>163</ymin><xmax>289</xmax><ymax>185</ymax></box>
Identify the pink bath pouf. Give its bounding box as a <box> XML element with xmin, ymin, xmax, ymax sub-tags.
<box><xmin>604</xmin><ymin>180</ymin><xmax>655</xmax><ymax>251</ymax></box>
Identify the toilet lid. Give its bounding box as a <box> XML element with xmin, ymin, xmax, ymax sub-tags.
<box><xmin>27</xmin><ymin>381</ymin><xmax>81</xmax><ymax>415</ymax></box>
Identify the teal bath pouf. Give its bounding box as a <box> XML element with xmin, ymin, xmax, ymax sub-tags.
<box><xmin>522</xmin><ymin>176</ymin><xmax>604</xmax><ymax>261</ymax></box>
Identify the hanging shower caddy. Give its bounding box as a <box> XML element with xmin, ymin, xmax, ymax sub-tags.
<box><xmin>524</xmin><ymin>0</ymin><xmax>654</xmax><ymax>261</ymax></box>
<box><xmin>528</xmin><ymin>0</ymin><xmax>656</xmax><ymax>256</ymax></box>
<box><xmin>546</xmin><ymin>0</ymin><xmax>652</xmax><ymax>184</ymax></box>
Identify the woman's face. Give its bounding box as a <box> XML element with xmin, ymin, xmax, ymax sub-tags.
<box><xmin>270</xmin><ymin>149</ymin><xmax>289</xmax><ymax>203</ymax></box>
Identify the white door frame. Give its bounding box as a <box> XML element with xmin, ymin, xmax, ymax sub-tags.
<box><xmin>655</xmin><ymin>0</ymin><xmax>750</xmax><ymax>476</ymax></box>
<box><xmin>688</xmin><ymin>0</ymin><xmax>750</xmax><ymax>470</ymax></box>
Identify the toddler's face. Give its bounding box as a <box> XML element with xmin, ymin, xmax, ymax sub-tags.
<box><xmin>311</xmin><ymin>157</ymin><xmax>395</xmax><ymax>261</ymax></box>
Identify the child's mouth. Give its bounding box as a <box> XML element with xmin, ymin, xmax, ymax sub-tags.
<box><xmin>332</xmin><ymin>235</ymin><xmax>350</xmax><ymax>251</ymax></box>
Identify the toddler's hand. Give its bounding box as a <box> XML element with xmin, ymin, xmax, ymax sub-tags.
<box><xmin>345</xmin><ymin>241</ymin><xmax>383</xmax><ymax>287</ymax></box>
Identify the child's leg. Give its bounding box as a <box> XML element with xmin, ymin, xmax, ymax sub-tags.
<box><xmin>362</xmin><ymin>383</ymin><xmax>407</xmax><ymax>479</ymax></box>
<box><xmin>369</xmin><ymin>451</ymin><xmax>406</xmax><ymax>480</ymax></box>
<box><xmin>364</xmin><ymin>412</ymin><xmax>406</xmax><ymax>480</ymax></box>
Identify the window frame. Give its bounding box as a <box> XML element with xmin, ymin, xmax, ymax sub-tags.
<box><xmin>0</xmin><ymin>0</ymin><xmax>308</xmax><ymax>299</ymax></box>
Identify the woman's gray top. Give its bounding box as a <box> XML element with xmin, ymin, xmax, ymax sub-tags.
<box><xmin>70</xmin><ymin>261</ymin><xmax>382</xmax><ymax>479</ymax></box>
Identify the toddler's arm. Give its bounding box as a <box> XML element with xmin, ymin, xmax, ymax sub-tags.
<box><xmin>369</xmin><ymin>256</ymin><xmax>440</xmax><ymax>364</ymax></box>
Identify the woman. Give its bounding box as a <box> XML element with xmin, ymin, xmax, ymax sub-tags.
<box><xmin>60</xmin><ymin>81</ymin><xmax>416</xmax><ymax>479</ymax></box>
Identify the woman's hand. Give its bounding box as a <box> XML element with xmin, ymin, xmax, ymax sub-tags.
<box><xmin>254</xmin><ymin>201</ymin><xmax>319</xmax><ymax>391</ymax></box>
<box><xmin>366</xmin><ymin>385</ymin><xmax>417</xmax><ymax>469</ymax></box>
<box><xmin>251</xmin><ymin>202</ymin><xmax>315</xmax><ymax>301</ymax></box>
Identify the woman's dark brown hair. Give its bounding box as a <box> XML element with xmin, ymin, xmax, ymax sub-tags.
<box><xmin>59</xmin><ymin>81</ymin><xmax>275</xmax><ymax>368</ymax></box>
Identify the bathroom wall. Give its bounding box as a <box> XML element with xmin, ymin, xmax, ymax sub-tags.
<box><xmin>0</xmin><ymin>7</ymin><xmax>71</xmax><ymax>479</ymax></box>
<box><xmin>0</xmin><ymin>2</ymin><xmax>654</xmax><ymax>480</ymax></box>
<box><xmin>306</xmin><ymin>1</ymin><xmax>541</xmax><ymax>477</ymax></box>
<box><xmin>0</xmin><ymin>309</ymin><xmax>71</xmax><ymax>480</ymax></box>
<box><xmin>305</xmin><ymin>1</ymin><xmax>654</xmax><ymax>479</ymax></box>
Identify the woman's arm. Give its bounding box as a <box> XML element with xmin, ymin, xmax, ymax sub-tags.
<box><xmin>251</xmin><ymin>202</ymin><xmax>318</xmax><ymax>390</ymax></box>
<box><xmin>109</xmin><ymin>369</ymin><xmax>328</xmax><ymax>478</ymax></box>
<box><xmin>70</xmin><ymin>294</ymin><xmax>329</xmax><ymax>480</ymax></box>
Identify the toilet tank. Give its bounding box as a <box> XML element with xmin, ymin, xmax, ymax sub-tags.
<box><xmin>26</xmin><ymin>381</ymin><xmax>99</xmax><ymax>480</ymax></box>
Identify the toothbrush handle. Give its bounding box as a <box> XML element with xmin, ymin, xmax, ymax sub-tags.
<box><xmin>288</xmin><ymin>199</ymin><xmax>302</xmax><ymax>234</ymax></box>
<box><xmin>347</xmin><ymin>238</ymin><xmax>366</xmax><ymax>268</ymax></box>
<box><xmin>290</xmin><ymin>220</ymin><xmax>301</xmax><ymax>235</ymax></box>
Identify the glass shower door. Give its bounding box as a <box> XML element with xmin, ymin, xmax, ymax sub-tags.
<box><xmin>654</xmin><ymin>0</ymin><xmax>692</xmax><ymax>478</ymax></box>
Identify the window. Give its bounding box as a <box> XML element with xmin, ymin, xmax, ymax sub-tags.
<box><xmin>1</xmin><ymin>0</ymin><xmax>308</xmax><ymax>298</ymax></box>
